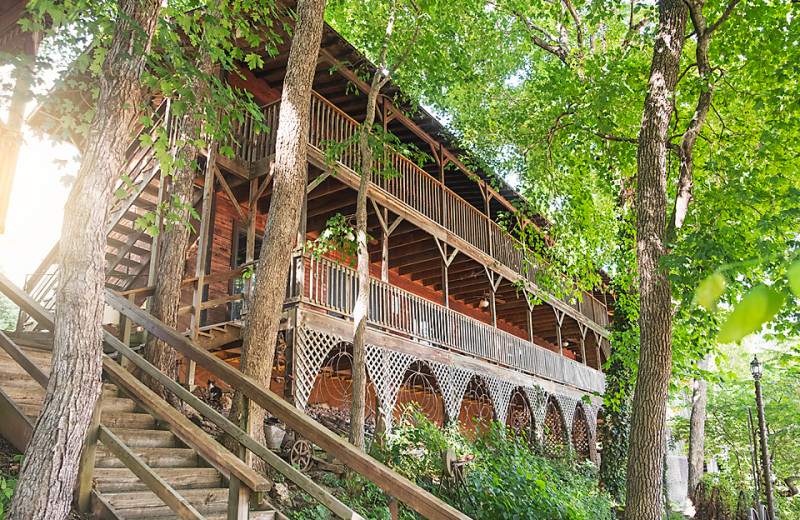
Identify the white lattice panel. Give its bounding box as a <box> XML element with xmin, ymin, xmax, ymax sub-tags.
<box><xmin>381</xmin><ymin>348</ymin><xmax>416</xmax><ymax>417</ymax></box>
<box><xmin>490</xmin><ymin>378</ymin><xmax>515</xmax><ymax>426</ymax></box>
<box><xmin>295</xmin><ymin>327</ymin><xmax>345</xmax><ymax>409</ymax></box>
<box><xmin>448</xmin><ymin>367</ymin><xmax>474</xmax><ymax>423</ymax></box>
<box><xmin>587</xmin><ymin>403</ymin><xmax>601</xmax><ymax>438</ymax></box>
<box><xmin>525</xmin><ymin>385</ymin><xmax>548</xmax><ymax>431</ymax></box>
<box><xmin>555</xmin><ymin>394</ymin><xmax>578</xmax><ymax>442</ymax></box>
<box><xmin>428</xmin><ymin>361</ymin><xmax>455</xmax><ymax>421</ymax></box>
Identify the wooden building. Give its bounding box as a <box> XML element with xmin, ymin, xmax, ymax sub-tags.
<box><xmin>22</xmin><ymin>16</ymin><xmax>612</xmax><ymax>462</ymax></box>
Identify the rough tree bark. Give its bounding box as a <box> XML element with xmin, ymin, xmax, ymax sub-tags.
<box><xmin>229</xmin><ymin>0</ymin><xmax>327</xmax><ymax>463</ymax></box>
<box><xmin>624</xmin><ymin>0</ymin><xmax>687</xmax><ymax>518</ymax></box>
<box><xmin>142</xmin><ymin>48</ymin><xmax>215</xmax><ymax>402</ymax></box>
<box><xmin>7</xmin><ymin>1</ymin><xmax>161</xmax><ymax>518</ymax></box>
<box><xmin>688</xmin><ymin>358</ymin><xmax>709</xmax><ymax>498</ymax></box>
<box><xmin>626</xmin><ymin>0</ymin><xmax>740</xmax><ymax>516</ymax></box>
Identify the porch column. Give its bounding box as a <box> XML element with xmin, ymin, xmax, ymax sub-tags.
<box><xmin>553</xmin><ymin>308</ymin><xmax>565</xmax><ymax>356</ymax></box>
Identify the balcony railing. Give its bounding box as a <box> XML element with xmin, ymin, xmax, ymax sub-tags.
<box><xmin>294</xmin><ymin>255</ymin><xmax>605</xmax><ymax>394</ymax></box>
<box><xmin>228</xmin><ymin>92</ymin><xmax>609</xmax><ymax>334</ymax></box>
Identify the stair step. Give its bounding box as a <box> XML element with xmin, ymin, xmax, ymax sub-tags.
<box><xmin>102</xmin><ymin>397</ymin><xmax>139</xmax><ymax>413</ymax></box>
<box><xmin>108</xmin><ymin>428</ymin><xmax>176</xmax><ymax>448</ymax></box>
<box><xmin>95</xmin><ymin>447</ymin><xmax>198</xmax><ymax>469</ymax></box>
<box><xmin>101</xmin><ymin>487</ymin><xmax>229</xmax><ymax>518</ymax></box>
<box><xmin>101</xmin><ymin>411</ymin><xmax>157</xmax><ymax>429</ymax></box>
<box><xmin>93</xmin><ymin>467</ymin><xmax>222</xmax><ymax>493</ymax></box>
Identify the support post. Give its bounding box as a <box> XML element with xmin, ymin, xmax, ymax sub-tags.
<box><xmin>553</xmin><ymin>308</ymin><xmax>564</xmax><ymax>355</ymax></box>
<box><xmin>244</xmin><ymin>178</ymin><xmax>258</xmax><ymax>312</ymax></box>
<box><xmin>381</xmin><ymin>207</ymin><xmax>390</xmax><ymax>282</ymax></box>
<box><xmin>526</xmin><ymin>296</ymin><xmax>534</xmax><ymax>343</ymax></box>
<box><xmin>754</xmin><ymin>374</ymin><xmax>775</xmax><ymax>520</ymax></box>
<box><xmin>189</xmin><ymin>144</ymin><xmax>216</xmax><ymax>387</ymax></box>
<box><xmin>579</xmin><ymin>325</ymin><xmax>587</xmax><ymax>365</ymax></box>
<box><xmin>76</xmin><ymin>393</ymin><xmax>103</xmax><ymax>513</ymax></box>
<box><xmin>295</xmin><ymin>178</ymin><xmax>308</xmax><ymax>298</ymax></box>
<box><xmin>228</xmin><ymin>395</ymin><xmax>251</xmax><ymax>520</ymax></box>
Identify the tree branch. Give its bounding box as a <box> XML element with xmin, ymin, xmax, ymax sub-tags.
<box><xmin>512</xmin><ymin>10</ymin><xmax>570</xmax><ymax>65</ymax></box>
<box><xmin>708</xmin><ymin>0</ymin><xmax>744</xmax><ymax>34</ymax></box>
<box><xmin>561</xmin><ymin>0</ymin><xmax>584</xmax><ymax>48</ymax></box>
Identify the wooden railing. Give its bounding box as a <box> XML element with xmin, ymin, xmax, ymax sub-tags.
<box><xmin>231</xmin><ymin>92</ymin><xmax>609</xmax><ymax>333</ymax></box>
<box><xmin>106</xmin><ymin>290</ymin><xmax>473</xmax><ymax>520</ymax></box>
<box><xmin>299</xmin><ymin>255</ymin><xmax>605</xmax><ymax>394</ymax></box>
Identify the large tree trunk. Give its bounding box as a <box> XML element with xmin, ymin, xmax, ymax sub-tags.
<box><xmin>7</xmin><ymin>1</ymin><xmax>160</xmax><ymax>518</ymax></box>
<box><xmin>142</xmin><ymin>50</ymin><xmax>214</xmax><ymax>402</ymax></box>
<box><xmin>688</xmin><ymin>358</ymin><xmax>709</xmax><ymax>498</ymax></box>
<box><xmin>624</xmin><ymin>0</ymin><xmax>687</xmax><ymax>518</ymax></box>
<box><xmin>229</xmin><ymin>0</ymin><xmax>326</xmax><ymax>464</ymax></box>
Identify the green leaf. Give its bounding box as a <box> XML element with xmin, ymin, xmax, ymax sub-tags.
<box><xmin>114</xmin><ymin>188</ymin><xmax>128</xmax><ymax>200</ymax></box>
<box><xmin>694</xmin><ymin>272</ymin><xmax>726</xmax><ymax>310</ymax></box>
<box><xmin>717</xmin><ymin>285</ymin><xmax>786</xmax><ymax>344</ymax></box>
<box><xmin>787</xmin><ymin>260</ymin><xmax>800</xmax><ymax>297</ymax></box>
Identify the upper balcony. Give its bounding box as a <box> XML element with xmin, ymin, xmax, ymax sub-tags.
<box><xmin>220</xmin><ymin>91</ymin><xmax>612</xmax><ymax>344</ymax></box>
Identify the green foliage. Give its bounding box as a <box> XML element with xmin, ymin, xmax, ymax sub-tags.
<box><xmin>0</xmin><ymin>456</ymin><xmax>22</xmax><ymax>519</ymax></box>
<box><xmin>670</xmin><ymin>344</ymin><xmax>800</xmax><ymax>518</ymax></box>
<box><xmin>305</xmin><ymin>213</ymin><xmax>361</xmax><ymax>266</ymax></box>
<box><xmin>0</xmin><ymin>293</ymin><xmax>18</xmax><ymax>331</ymax></box>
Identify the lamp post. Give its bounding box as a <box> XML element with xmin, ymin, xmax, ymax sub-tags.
<box><xmin>751</xmin><ymin>355</ymin><xmax>775</xmax><ymax>520</ymax></box>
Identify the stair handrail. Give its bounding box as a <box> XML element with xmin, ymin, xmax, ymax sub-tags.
<box><xmin>105</xmin><ymin>288</ymin><xmax>473</xmax><ymax>520</ymax></box>
<box><xmin>0</xmin><ymin>273</ymin><xmax>271</xmax><ymax>520</ymax></box>
<box><xmin>103</xmin><ymin>331</ymin><xmax>363</xmax><ymax>520</ymax></box>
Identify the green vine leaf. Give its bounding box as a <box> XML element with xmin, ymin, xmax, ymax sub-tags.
<box><xmin>787</xmin><ymin>260</ymin><xmax>800</xmax><ymax>298</ymax></box>
<box><xmin>694</xmin><ymin>272</ymin><xmax>726</xmax><ymax>310</ymax></box>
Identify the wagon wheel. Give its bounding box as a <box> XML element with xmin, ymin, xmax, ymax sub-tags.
<box><xmin>290</xmin><ymin>439</ymin><xmax>313</xmax><ymax>471</ymax></box>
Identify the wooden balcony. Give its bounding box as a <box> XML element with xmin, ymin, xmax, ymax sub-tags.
<box><xmin>289</xmin><ymin>254</ymin><xmax>605</xmax><ymax>394</ymax></box>
<box><xmin>223</xmin><ymin>92</ymin><xmax>611</xmax><ymax>338</ymax></box>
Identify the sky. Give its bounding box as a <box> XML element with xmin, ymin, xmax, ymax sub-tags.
<box><xmin>0</xmin><ymin>130</ymin><xmax>76</xmax><ymax>286</ymax></box>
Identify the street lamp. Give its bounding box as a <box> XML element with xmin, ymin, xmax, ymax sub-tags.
<box><xmin>751</xmin><ymin>355</ymin><xmax>775</xmax><ymax>520</ymax></box>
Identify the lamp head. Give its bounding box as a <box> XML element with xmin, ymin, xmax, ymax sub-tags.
<box><xmin>750</xmin><ymin>355</ymin><xmax>764</xmax><ymax>381</ymax></box>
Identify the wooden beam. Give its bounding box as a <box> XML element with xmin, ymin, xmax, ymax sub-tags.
<box><xmin>215</xmin><ymin>166</ymin><xmax>248</xmax><ymax>223</ymax></box>
<box><xmin>0</xmin><ymin>330</ymin><xmax>49</xmax><ymax>387</ymax></box>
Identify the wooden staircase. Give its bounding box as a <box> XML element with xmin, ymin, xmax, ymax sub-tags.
<box><xmin>0</xmin><ymin>337</ymin><xmax>274</xmax><ymax>520</ymax></box>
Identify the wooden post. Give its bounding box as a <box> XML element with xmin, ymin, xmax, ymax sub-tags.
<box><xmin>434</xmin><ymin>239</ymin><xmax>458</xmax><ymax>308</ymax></box>
<box><xmin>245</xmin><ymin>178</ymin><xmax>258</xmax><ymax>313</ymax></box>
<box><xmin>295</xmin><ymin>178</ymin><xmax>308</xmax><ymax>298</ymax></box>
<box><xmin>119</xmin><ymin>293</ymin><xmax>135</xmax><ymax>369</ymax></box>
<box><xmin>526</xmin><ymin>297</ymin><xmax>534</xmax><ymax>343</ymax></box>
<box><xmin>76</xmin><ymin>393</ymin><xmax>103</xmax><ymax>513</ymax></box>
<box><xmin>229</xmin><ymin>394</ymin><xmax>251</xmax><ymax>519</ymax></box>
<box><xmin>484</xmin><ymin>267</ymin><xmax>501</xmax><ymax>328</ymax></box>
<box><xmin>189</xmin><ymin>144</ymin><xmax>217</xmax><ymax>387</ymax></box>
<box><xmin>579</xmin><ymin>325</ymin><xmax>587</xmax><ymax>365</ymax></box>
<box><xmin>553</xmin><ymin>309</ymin><xmax>564</xmax><ymax>355</ymax></box>
<box><xmin>381</xmin><ymin>207</ymin><xmax>390</xmax><ymax>282</ymax></box>
<box><xmin>483</xmin><ymin>183</ymin><xmax>493</xmax><ymax>258</ymax></box>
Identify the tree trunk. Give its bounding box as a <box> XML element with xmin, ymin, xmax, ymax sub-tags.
<box><xmin>142</xmin><ymin>50</ymin><xmax>214</xmax><ymax>403</ymax></box>
<box><xmin>7</xmin><ymin>1</ymin><xmax>160</xmax><ymax>518</ymax></box>
<box><xmin>229</xmin><ymin>0</ymin><xmax>326</xmax><ymax>464</ymax></box>
<box><xmin>688</xmin><ymin>358</ymin><xmax>709</xmax><ymax>499</ymax></box>
<box><xmin>624</xmin><ymin>0</ymin><xmax>687</xmax><ymax>518</ymax></box>
<box><xmin>349</xmin><ymin>0</ymin><xmax>399</xmax><ymax>451</ymax></box>
<box><xmin>349</xmin><ymin>78</ymin><xmax>380</xmax><ymax>451</ymax></box>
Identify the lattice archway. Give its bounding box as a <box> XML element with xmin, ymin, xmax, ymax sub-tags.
<box><xmin>543</xmin><ymin>396</ymin><xmax>569</xmax><ymax>457</ymax></box>
<box><xmin>305</xmin><ymin>342</ymin><xmax>377</xmax><ymax>435</ymax></box>
<box><xmin>393</xmin><ymin>361</ymin><xmax>445</xmax><ymax>427</ymax></box>
<box><xmin>458</xmin><ymin>375</ymin><xmax>495</xmax><ymax>436</ymax></box>
<box><xmin>571</xmin><ymin>405</ymin><xmax>592</xmax><ymax>461</ymax></box>
<box><xmin>506</xmin><ymin>387</ymin><xmax>536</xmax><ymax>446</ymax></box>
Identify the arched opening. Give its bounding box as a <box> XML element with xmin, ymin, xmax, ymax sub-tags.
<box><xmin>393</xmin><ymin>361</ymin><xmax>445</xmax><ymax>427</ymax></box>
<box><xmin>306</xmin><ymin>343</ymin><xmax>377</xmax><ymax>436</ymax></box>
<box><xmin>571</xmin><ymin>405</ymin><xmax>592</xmax><ymax>461</ymax></box>
<box><xmin>506</xmin><ymin>387</ymin><xmax>535</xmax><ymax>446</ymax></box>
<box><xmin>543</xmin><ymin>397</ymin><xmax>568</xmax><ymax>457</ymax></box>
<box><xmin>458</xmin><ymin>375</ymin><xmax>495</xmax><ymax>436</ymax></box>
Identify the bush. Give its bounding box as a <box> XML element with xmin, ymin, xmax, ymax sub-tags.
<box><xmin>0</xmin><ymin>456</ymin><xmax>21</xmax><ymax>519</ymax></box>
